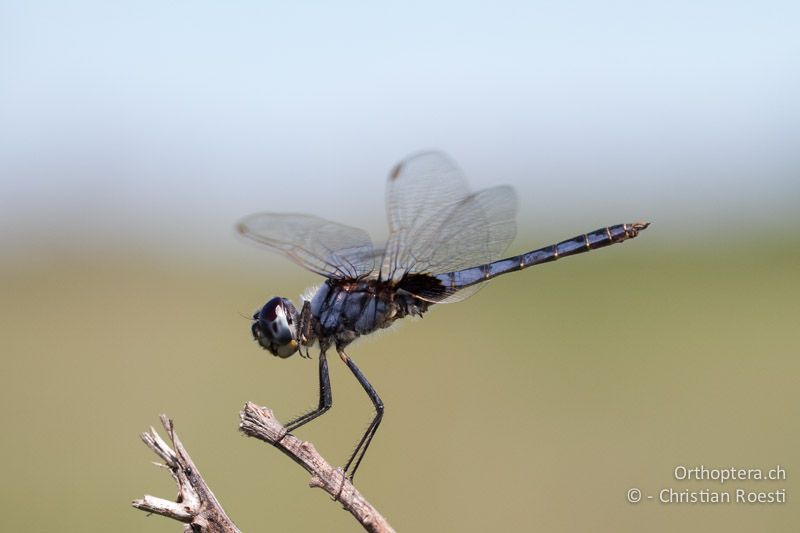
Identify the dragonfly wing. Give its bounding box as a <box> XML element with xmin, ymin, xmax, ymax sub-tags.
<box><xmin>381</xmin><ymin>151</ymin><xmax>471</xmax><ymax>280</ymax></box>
<box><xmin>394</xmin><ymin>186</ymin><xmax>517</xmax><ymax>304</ymax></box>
<box><xmin>383</xmin><ymin>152</ymin><xmax>518</xmax><ymax>302</ymax></box>
<box><xmin>403</xmin><ymin>184</ymin><xmax>517</xmax><ymax>276</ymax></box>
<box><xmin>237</xmin><ymin>213</ymin><xmax>376</xmax><ymax>280</ymax></box>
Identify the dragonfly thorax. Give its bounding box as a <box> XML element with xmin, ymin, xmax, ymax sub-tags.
<box><xmin>304</xmin><ymin>279</ymin><xmax>431</xmax><ymax>352</ymax></box>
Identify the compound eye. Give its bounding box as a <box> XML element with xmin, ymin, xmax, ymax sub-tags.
<box><xmin>259</xmin><ymin>297</ymin><xmax>283</xmax><ymax>323</ymax></box>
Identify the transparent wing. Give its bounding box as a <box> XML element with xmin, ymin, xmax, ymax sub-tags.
<box><xmin>382</xmin><ymin>151</ymin><xmax>518</xmax><ymax>302</ymax></box>
<box><xmin>237</xmin><ymin>213</ymin><xmax>376</xmax><ymax>280</ymax></box>
<box><xmin>381</xmin><ymin>151</ymin><xmax>471</xmax><ymax>280</ymax></box>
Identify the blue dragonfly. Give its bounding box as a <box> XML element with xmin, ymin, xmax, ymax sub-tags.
<box><xmin>238</xmin><ymin>151</ymin><xmax>649</xmax><ymax>480</ymax></box>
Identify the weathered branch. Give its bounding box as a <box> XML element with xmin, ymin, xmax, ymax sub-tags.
<box><xmin>132</xmin><ymin>415</ymin><xmax>240</xmax><ymax>533</ymax></box>
<box><xmin>239</xmin><ymin>401</ymin><xmax>395</xmax><ymax>533</ymax></box>
<box><xmin>133</xmin><ymin>407</ymin><xmax>394</xmax><ymax>533</ymax></box>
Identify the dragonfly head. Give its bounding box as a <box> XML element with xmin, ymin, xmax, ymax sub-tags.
<box><xmin>251</xmin><ymin>297</ymin><xmax>300</xmax><ymax>358</ymax></box>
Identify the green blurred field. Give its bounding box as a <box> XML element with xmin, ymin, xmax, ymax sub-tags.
<box><xmin>1</xmin><ymin>233</ymin><xmax>798</xmax><ymax>532</ymax></box>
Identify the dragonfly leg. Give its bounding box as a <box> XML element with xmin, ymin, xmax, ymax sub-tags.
<box><xmin>338</xmin><ymin>350</ymin><xmax>384</xmax><ymax>481</ymax></box>
<box><xmin>282</xmin><ymin>351</ymin><xmax>332</xmax><ymax>435</ymax></box>
<box><xmin>297</xmin><ymin>301</ymin><xmax>315</xmax><ymax>358</ymax></box>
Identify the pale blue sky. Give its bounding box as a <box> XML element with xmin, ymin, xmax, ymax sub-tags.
<box><xmin>1</xmin><ymin>1</ymin><xmax>798</xmax><ymax>261</ymax></box>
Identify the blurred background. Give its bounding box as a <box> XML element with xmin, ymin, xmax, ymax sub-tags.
<box><xmin>1</xmin><ymin>1</ymin><xmax>798</xmax><ymax>531</ymax></box>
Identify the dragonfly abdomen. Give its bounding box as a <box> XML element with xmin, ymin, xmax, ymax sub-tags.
<box><xmin>440</xmin><ymin>222</ymin><xmax>649</xmax><ymax>291</ymax></box>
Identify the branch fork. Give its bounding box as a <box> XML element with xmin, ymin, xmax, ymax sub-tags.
<box><xmin>132</xmin><ymin>415</ymin><xmax>240</xmax><ymax>532</ymax></box>
<box><xmin>133</xmin><ymin>406</ymin><xmax>394</xmax><ymax>533</ymax></box>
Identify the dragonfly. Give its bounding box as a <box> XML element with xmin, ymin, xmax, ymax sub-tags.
<box><xmin>237</xmin><ymin>151</ymin><xmax>649</xmax><ymax>482</ymax></box>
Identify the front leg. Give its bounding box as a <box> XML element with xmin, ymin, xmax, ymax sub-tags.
<box><xmin>283</xmin><ymin>350</ymin><xmax>333</xmax><ymax>433</ymax></box>
<box><xmin>297</xmin><ymin>300</ymin><xmax>315</xmax><ymax>358</ymax></box>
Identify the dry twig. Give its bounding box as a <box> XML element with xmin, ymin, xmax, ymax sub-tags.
<box><xmin>132</xmin><ymin>415</ymin><xmax>240</xmax><ymax>533</ymax></box>
<box><xmin>239</xmin><ymin>401</ymin><xmax>395</xmax><ymax>533</ymax></box>
<box><xmin>133</xmin><ymin>408</ymin><xmax>395</xmax><ymax>532</ymax></box>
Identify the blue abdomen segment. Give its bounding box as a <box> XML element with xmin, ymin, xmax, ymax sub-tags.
<box><xmin>437</xmin><ymin>222</ymin><xmax>649</xmax><ymax>291</ymax></box>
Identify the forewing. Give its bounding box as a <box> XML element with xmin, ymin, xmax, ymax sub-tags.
<box><xmin>237</xmin><ymin>213</ymin><xmax>376</xmax><ymax>279</ymax></box>
<box><xmin>381</xmin><ymin>151</ymin><xmax>471</xmax><ymax>279</ymax></box>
